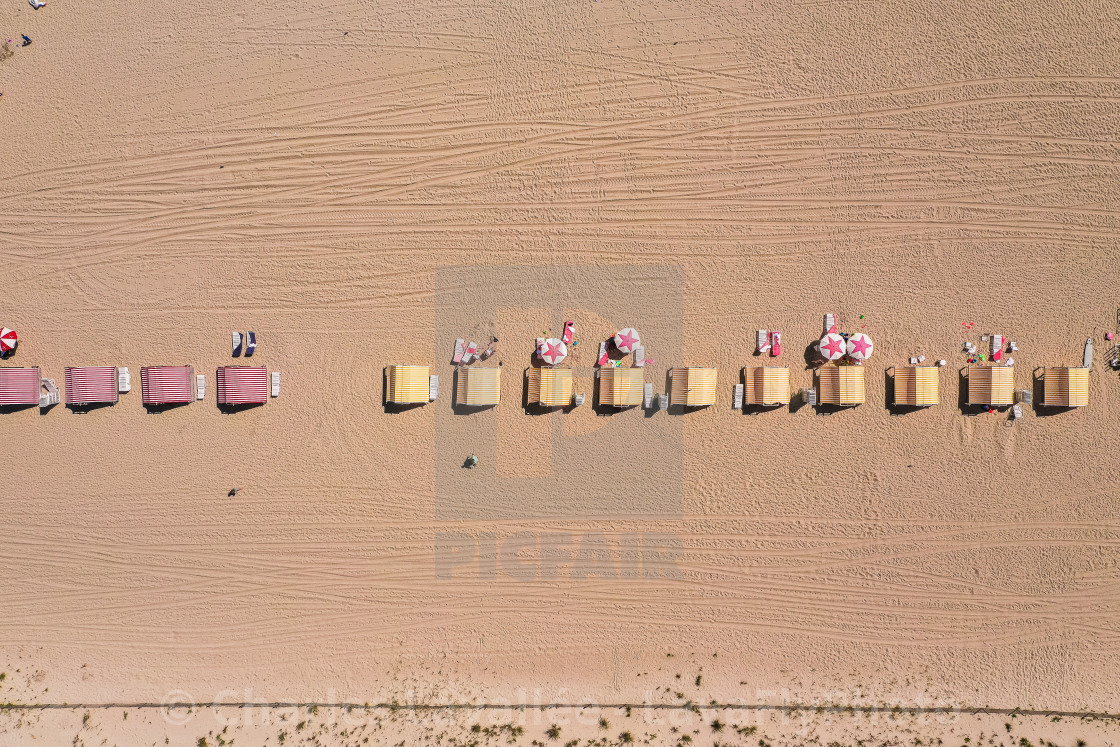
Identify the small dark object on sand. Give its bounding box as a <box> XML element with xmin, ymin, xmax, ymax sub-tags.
<box><xmin>22</xmin><ymin>35</ymin><xmax>32</xmax><ymax>47</ymax></box>
<box><xmin>463</xmin><ymin>455</ymin><xmax>479</xmax><ymax>468</ymax></box>
<box><xmin>228</xmin><ymin>488</ymin><xmax>240</xmax><ymax>496</ymax></box>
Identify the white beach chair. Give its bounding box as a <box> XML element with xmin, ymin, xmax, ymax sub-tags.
<box><xmin>196</xmin><ymin>374</ymin><xmax>206</xmax><ymax>400</ymax></box>
<box><xmin>644</xmin><ymin>383</ymin><xmax>653</xmax><ymax>409</ymax></box>
<box><xmin>824</xmin><ymin>314</ymin><xmax>836</xmax><ymax>334</ymax></box>
<box><xmin>270</xmin><ymin>371</ymin><xmax>281</xmax><ymax>397</ymax></box>
<box><xmin>118</xmin><ymin>367</ymin><xmax>131</xmax><ymax>393</ymax></box>
<box><xmin>573</xmin><ymin>393</ymin><xmax>585</xmax><ymax>407</ymax></box>
<box><xmin>39</xmin><ymin>378</ymin><xmax>59</xmax><ymax>407</ymax></box>
<box><xmin>232</xmin><ymin>331</ymin><xmax>243</xmax><ymax>357</ymax></box>
<box><xmin>429</xmin><ymin>375</ymin><xmax>439</xmax><ymax>401</ymax></box>
<box><xmin>757</xmin><ymin>330</ymin><xmax>770</xmax><ymax>353</ymax></box>
<box><xmin>597</xmin><ymin>340</ymin><xmax>609</xmax><ymax>366</ymax></box>
<box><xmin>990</xmin><ymin>334</ymin><xmax>1004</xmax><ymax>361</ymax></box>
<box><xmin>805</xmin><ymin>387</ymin><xmax>818</xmax><ymax>406</ymax></box>
<box><xmin>1011</xmin><ymin>404</ymin><xmax>1023</xmax><ymax>420</ymax></box>
<box><xmin>658</xmin><ymin>393</ymin><xmax>669</xmax><ymax>411</ymax></box>
<box><xmin>453</xmin><ymin>339</ymin><xmax>466</xmax><ymax>364</ymax></box>
<box><xmin>632</xmin><ymin>345</ymin><xmax>645</xmax><ymax>367</ymax></box>
<box><xmin>733</xmin><ymin>383</ymin><xmax>744</xmax><ymax>409</ymax></box>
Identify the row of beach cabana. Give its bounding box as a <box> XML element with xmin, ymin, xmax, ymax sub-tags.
<box><xmin>0</xmin><ymin>365</ymin><xmax>279</xmax><ymax>408</ymax></box>
<box><xmin>384</xmin><ymin>363</ymin><xmax>1091</xmax><ymax>410</ymax></box>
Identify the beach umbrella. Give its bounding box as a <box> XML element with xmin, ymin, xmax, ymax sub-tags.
<box><xmin>846</xmin><ymin>332</ymin><xmax>874</xmax><ymax>361</ymax></box>
<box><xmin>818</xmin><ymin>332</ymin><xmax>846</xmax><ymax>361</ymax></box>
<box><xmin>539</xmin><ymin>338</ymin><xmax>567</xmax><ymax>365</ymax></box>
<box><xmin>614</xmin><ymin>328</ymin><xmax>640</xmax><ymax>354</ymax></box>
<box><xmin>0</xmin><ymin>328</ymin><xmax>17</xmax><ymax>353</ymax></box>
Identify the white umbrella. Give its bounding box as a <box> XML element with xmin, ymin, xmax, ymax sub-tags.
<box><xmin>539</xmin><ymin>338</ymin><xmax>567</xmax><ymax>365</ymax></box>
<box><xmin>613</xmin><ymin>328</ymin><xmax>640</xmax><ymax>354</ymax></box>
<box><xmin>846</xmin><ymin>332</ymin><xmax>874</xmax><ymax>361</ymax></box>
<box><xmin>818</xmin><ymin>333</ymin><xmax>846</xmax><ymax>361</ymax></box>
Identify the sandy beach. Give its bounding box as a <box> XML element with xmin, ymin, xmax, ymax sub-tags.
<box><xmin>2</xmin><ymin>0</ymin><xmax>1120</xmax><ymax>744</ymax></box>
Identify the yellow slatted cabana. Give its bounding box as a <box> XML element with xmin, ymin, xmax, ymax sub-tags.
<box><xmin>599</xmin><ymin>367</ymin><xmax>643</xmax><ymax>407</ymax></box>
<box><xmin>1042</xmin><ymin>367</ymin><xmax>1089</xmax><ymax>407</ymax></box>
<box><xmin>386</xmin><ymin>365</ymin><xmax>430</xmax><ymax>404</ymax></box>
<box><xmin>817</xmin><ymin>366</ymin><xmax>865</xmax><ymax>406</ymax></box>
<box><xmin>456</xmin><ymin>366</ymin><xmax>500</xmax><ymax>406</ymax></box>
<box><xmin>893</xmin><ymin>366</ymin><xmax>938</xmax><ymax>407</ymax></box>
<box><xmin>527</xmin><ymin>367</ymin><xmax>573</xmax><ymax>407</ymax></box>
<box><xmin>967</xmin><ymin>366</ymin><xmax>1014</xmax><ymax>406</ymax></box>
<box><xmin>743</xmin><ymin>367</ymin><xmax>790</xmax><ymax>406</ymax></box>
<box><xmin>670</xmin><ymin>367</ymin><xmax>717</xmax><ymax>407</ymax></box>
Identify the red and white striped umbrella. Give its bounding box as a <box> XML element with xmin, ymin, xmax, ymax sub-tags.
<box><xmin>0</xmin><ymin>327</ymin><xmax>17</xmax><ymax>353</ymax></box>
<box><xmin>818</xmin><ymin>333</ymin><xmax>846</xmax><ymax>361</ymax></box>
<box><xmin>539</xmin><ymin>338</ymin><xmax>567</xmax><ymax>365</ymax></box>
<box><xmin>613</xmin><ymin>328</ymin><xmax>640</xmax><ymax>354</ymax></box>
<box><xmin>846</xmin><ymin>332</ymin><xmax>874</xmax><ymax>361</ymax></box>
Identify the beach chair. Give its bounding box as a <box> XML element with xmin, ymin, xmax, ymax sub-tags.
<box><xmin>1016</xmin><ymin>388</ymin><xmax>1032</xmax><ymax>405</ymax></box>
<box><xmin>452</xmin><ymin>339</ymin><xmax>466</xmax><ymax>364</ymax></box>
<box><xmin>455</xmin><ymin>367</ymin><xmax>500</xmax><ymax>406</ymax></box>
<box><xmin>990</xmin><ymin>334</ymin><xmax>1004</xmax><ymax>362</ymax></box>
<box><xmin>246</xmin><ymin>331</ymin><xmax>257</xmax><ymax>357</ymax></box>
<box><xmin>770</xmin><ymin>332</ymin><xmax>782</xmax><ymax>357</ymax></box>
<box><xmin>562</xmin><ymin>321</ymin><xmax>575</xmax><ymax>345</ymax></box>
<box><xmin>966</xmin><ymin>366</ymin><xmax>1014</xmax><ymax>407</ymax></box>
<box><xmin>892</xmin><ymin>366</ymin><xmax>938</xmax><ymax>407</ymax></box>
<box><xmin>669</xmin><ymin>367</ymin><xmax>718</xmax><ymax>407</ymax></box>
<box><xmin>118</xmin><ymin>367</ymin><xmax>131</xmax><ymax>393</ymax></box>
<box><xmin>196</xmin><ymin>374</ymin><xmax>206</xmax><ymax>400</ymax></box>
<box><xmin>817</xmin><ymin>366</ymin><xmax>865</xmax><ymax>406</ymax></box>
<box><xmin>39</xmin><ymin>377</ymin><xmax>59</xmax><ymax>407</ymax></box>
<box><xmin>644</xmin><ymin>383</ymin><xmax>653</xmax><ymax>409</ymax></box>
<box><xmin>824</xmin><ymin>314</ymin><xmax>837</xmax><ymax>334</ymax></box>
<box><xmin>429</xmin><ymin>375</ymin><xmax>439</xmax><ymax>401</ymax></box>
<box><xmin>756</xmin><ymin>330</ymin><xmax>770</xmax><ymax>353</ymax></box>
<box><xmin>744</xmin><ymin>367</ymin><xmax>791</xmax><ymax>407</ymax></box>
<box><xmin>804</xmin><ymin>387</ymin><xmax>818</xmax><ymax>406</ymax></box>
<box><xmin>733</xmin><ymin>383</ymin><xmax>744</xmax><ymax>409</ymax></box>
<box><xmin>1012</xmin><ymin>404</ymin><xmax>1024</xmax><ymax>420</ymax></box>
<box><xmin>597</xmin><ymin>340</ymin><xmax>609</xmax><ymax>366</ymax></box>
<box><xmin>232</xmin><ymin>331</ymin><xmax>243</xmax><ymax>357</ymax></box>
<box><xmin>598</xmin><ymin>367</ymin><xmax>643</xmax><ymax>407</ymax></box>
<box><xmin>386</xmin><ymin>365</ymin><xmax>430</xmax><ymax>404</ymax></box>
<box><xmin>658</xmin><ymin>393</ymin><xmax>669</xmax><ymax>411</ymax></box>
<box><xmin>632</xmin><ymin>345</ymin><xmax>646</xmax><ymax>367</ymax></box>
<box><xmin>271</xmin><ymin>371</ymin><xmax>281</xmax><ymax>398</ymax></box>
<box><xmin>1041</xmin><ymin>367</ymin><xmax>1089</xmax><ymax>407</ymax></box>
<box><xmin>573</xmin><ymin>393</ymin><xmax>585</xmax><ymax>406</ymax></box>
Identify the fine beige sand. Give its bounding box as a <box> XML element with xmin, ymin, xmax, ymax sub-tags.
<box><xmin>2</xmin><ymin>0</ymin><xmax>1120</xmax><ymax>744</ymax></box>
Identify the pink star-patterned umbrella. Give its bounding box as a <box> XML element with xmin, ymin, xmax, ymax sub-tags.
<box><xmin>613</xmin><ymin>328</ymin><xmax>640</xmax><ymax>354</ymax></box>
<box><xmin>819</xmin><ymin>333</ymin><xmax>846</xmax><ymax>361</ymax></box>
<box><xmin>846</xmin><ymin>332</ymin><xmax>874</xmax><ymax>361</ymax></box>
<box><xmin>539</xmin><ymin>338</ymin><xmax>567</xmax><ymax>365</ymax></box>
<box><xmin>0</xmin><ymin>327</ymin><xmax>17</xmax><ymax>353</ymax></box>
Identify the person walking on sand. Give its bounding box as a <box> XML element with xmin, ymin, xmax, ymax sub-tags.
<box><xmin>228</xmin><ymin>488</ymin><xmax>240</xmax><ymax>496</ymax></box>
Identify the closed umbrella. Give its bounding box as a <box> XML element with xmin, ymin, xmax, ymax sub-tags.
<box><xmin>846</xmin><ymin>333</ymin><xmax>874</xmax><ymax>361</ymax></box>
<box><xmin>539</xmin><ymin>338</ymin><xmax>567</xmax><ymax>365</ymax></box>
<box><xmin>614</xmin><ymin>328</ymin><xmax>640</xmax><ymax>353</ymax></box>
<box><xmin>818</xmin><ymin>333</ymin><xmax>846</xmax><ymax>361</ymax></box>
